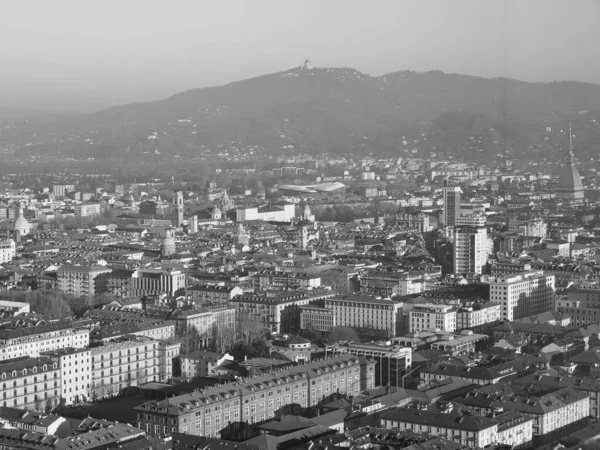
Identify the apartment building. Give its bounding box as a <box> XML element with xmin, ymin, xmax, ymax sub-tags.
<box><xmin>299</xmin><ymin>305</ymin><xmax>336</xmax><ymax>332</ymax></box>
<box><xmin>442</xmin><ymin>183</ymin><xmax>461</xmax><ymax>227</ymax></box>
<box><xmin>455</xmin><ymin>386</ymin><xmax>589</xmax><ymax>437</ymax></box>
<box><xmin>359</xmin><ymin>270</ymin><xmax>440</xmax><ymax>297</ymax></box>
<box><xmin>455</xmin><ymin>214</ymin><xmax>487</xmax><ymax>227</ymax></box>
<box><xmin>379</xmin><ymin>407</ymin><xmax>533</xmax><ymax>449</ymax></box>
<box><xmin>409</xmin><ymin>304</ymin><xmax>457</xmax><ymax>333</ymax></box>
<box><xmin>490</xmin><ymin>270</ymin><xmax>555</xmax><ymax>321</ymax></box>
<box><xmin>556</xmin><ymin>284</ymin><xmax>600</xmax><ymax>328</ymax></box>
<box><xmin>0</xmin><ymin>357</ymin><xmax>61</xmax><ymax>410</ymax></box>
<box><xmin>0</xmin><ymin>239</ymin><xmax>16</xmax><ymax>264</ymax></box>
<box><xmin>107</xmin><ymin>268</ymin><xmax>186</xmax><ymax>298</ymax></box>
<box><xmin>454</xmin><ymin>226</ymin><xmax>488</xmax><ymax>275</ymax></box>
<box><xmin>456</xmin><ymin>302</ymin><xmax>501</xmax><ymax>332</ymax></box>
<box><xmin>489</xmin><ymin>260</ymin><xmax>532</xmax><ymax>277</ymax></box>
<box><xmin>181</xmin><ymin>351</ymin><xmax>234</xmax><ymax>378</ymax></box>
<box><xmin>90</xmin><ymin>337</ymin><xmax>159</xmax><ymax>400</ymax></box>
<box><xmin>41</xmin><ymin>348</ymin><xmax>91</xmax><ymax>406</ymax></box>
<box><xmin>170</xmin><ymin>308</ymin><xmax>216</xmax><ymax>337</ymax></box>
<box><xmin>199</xmin><ymin>303</ymin><xmax>236</xmax><ymax>330</ymax></box>
<box><xmin>328</xmin><ymin>342</ymin><xmax>411</xmax><ymax>388</ymax></box>
<box><xmin>230</xmin><ymin>290</ymin><xmax>336</xmax><ymax>334</ymax></box>
<box><xmin>186</xmin><ymin>284</ymin><xmax>243</xmax><ymax>304</ymax></box>
<box><xmin>252</xmin><ymin>272</ymin><xmax>321</xmax><ymax>291</ymax></box>
<box><xmin>135</xmin><ymin>354</ymin><xmax>375</xmax><ymax>437</ymax></box>
<box><xmin>508</xmin><ymin>217</ymin><xmax>547</xmax><ymax>238</ymax></box>
<box><xmin>393</xmin><ymin>212</ymin><xmax>433</xmax><ymax>233</ymax></box>
<box><xmin>158</xmin><ymin>341</ymin><xmax>180</xmax><ymax>382</ymax></box>
<box><xmin>56</xmin><ymin>265</ymin><xmax>112</xmax><ymax>297</ymax></box>
<box><xmin>0</xmin><ymin>320</ymin><xmax>90</xmax><ymax>361</ymax></box>
<box><xmin>513</xmin><ymin>373</ymin><xmax>600</xmax><ymax>421</ymax></box>
<box><xmin>74</xmin><ymin>202</ymin><xmax>101</xmax><ymax>218</ymax></box>
<box><xmin>324</xmin><ymin>295</ymin><xmax>403</xmax><ymax>338</ymax></box>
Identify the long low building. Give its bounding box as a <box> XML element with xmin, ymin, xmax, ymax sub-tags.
<box><xmin>379</xmin><ymin>406</ymin><xmax>533</xmax><ymax>449</ymax></box>
<box><xmin>135</xmin><ymin>354</ymin><xmax>375</xmax><ymax>437</ymax></box>
<box><xmin>230</xmin><ymin>289</ymin><xmax>336</xmax><ymax>334</ymax></box>
<box><xmin>0</xmin><ymin>320</ymin><xmax>90</xmax><ymax>361</ymax></box>
<box><xmin>324</xmin><ymin>295</ymin><xmax>403</xmax><ymax>339</ymax></box>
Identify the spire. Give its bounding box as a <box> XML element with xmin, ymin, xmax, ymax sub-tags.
<box><xmin>567</xmin><ymin>120</ymin><xmax>575</xmax><ymax>164</ymax></box>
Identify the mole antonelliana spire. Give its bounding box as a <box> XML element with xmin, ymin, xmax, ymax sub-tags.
<box><xmin>556</xmin><ymin>120</ymin><xmax>584</xmax><ymax>202</ymax></box>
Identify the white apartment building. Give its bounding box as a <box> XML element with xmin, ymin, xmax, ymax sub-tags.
<box><xmin>409</xmin><ymin>304</ymin><xmax>457</xmax><ymax>333</ymax></box>
<box><xmin>90</xmin><ymin>337</ymin><xmax>159</xmax><ymax>400</ymax></box>
<box><xmin>74</xmin><ymin>202</ymin><xmax>101</xmax><ymax>218</ymax></box>
<box><xmin>324</xmin><ymin>295</ymin><xmax>403</xmax><ymax>338</ymax></box>
<box><xmin>455</xmin><ymin>214</ymin><xmax>486</xmax><ymax>227</ymax></box>
<box><xmin>0</xmin><ymin>240</ymin><xmax>16</xmax><ymax>264</ymax></box>
<box><xmin>42</xmin><ymin>348</ymin><xmax>91</xmax><ymax>406</ymax></box>
<box><xmin>454</xmin><ymin>226</ymin><xmax>488</xmax><ymax>275</ymax></box>
<box><xmin>235</xmin><ymin>204</ymin><xmax>295</xmax><ymax>222</ymax></box>
<box><xmin>0</xmin><ymin>321</ymin><xmax>90</xmax><ymax>361</ymax></box>
<box><xmin>456</xmin><ymin>302</ymin><xmax>501</xmax><ymax>331</ymax></box>
<box><xmin>158</xmin><ymin>341</ymin><xmax>180</xmax><ymax>382</ymax></box>
<box><xmin>490</xmin><ymin>270</ymin><xmax>555</xmax><ymax>321</ymax></box>
<box><xmin>0</xmin><ymin>357</ymin><xmax>61</xmax><ymax>410</ymax></box>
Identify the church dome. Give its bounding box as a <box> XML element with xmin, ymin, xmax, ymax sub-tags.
<box><xmin>161</xmin><ymin>235</ymin><xmax>176</xmax><ymax>256</ymax></box>
<box><xmin>14</xmin><ymin>216</ymin><xmax>29</xmax><ymax>232</ymax></box>
<box><xmin>14</xmin><ymin>208</ymin><xmax>30</xmax><ymax>235</ymax></box>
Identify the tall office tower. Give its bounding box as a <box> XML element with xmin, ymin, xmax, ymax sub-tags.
<box><xmin>442</xmin><ymin>180</ymin><xmax>461</xmax><ymax>227</ymax></box>
<box><xmin>172</xmin><ymin>191</ymin><xmax>184</xmax><ymax>227</ymax></box>
<box><xmin>490</xmin><ymin>270</ymin><xmax>555</xmax><ymax>321</ymax></box>
<box><xmin>453</xmin><ymin>226</ymin><xmax>488</xmax><ymax>275</ymax></box>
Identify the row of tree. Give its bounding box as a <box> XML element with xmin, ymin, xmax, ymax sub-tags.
<box><xmin>4</xmin><ymin>290</ymin><xmax>117</xmax><ymax>318</ymax></box>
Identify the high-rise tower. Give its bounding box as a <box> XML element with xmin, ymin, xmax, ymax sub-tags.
<box><xmin>442</xmin><ymin>179</ymin><xmax>461</xmax><ymax>227</ymax></box>
<box><xmin>453</xmin><ymin>226</ymin><xmax>488</xmax><ymax>275</ymax></box>
<box><xmin>556</xmin><ymin>121</ymin><xmax>584</xmax><ymax>202</ymax></box>
<box><xmin>172</xmin><ymin>191</ymin><xmax>184</xmax><ymax>227</ymax></box>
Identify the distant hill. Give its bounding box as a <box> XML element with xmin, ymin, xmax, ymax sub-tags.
<box><xmin>4</xmin><ymin>66</ymin><xmax>600</xmax><ymax>162</ymax></box>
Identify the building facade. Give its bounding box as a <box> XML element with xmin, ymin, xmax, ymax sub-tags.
<box><xmin>74</xmin><ymin>203</ymin><xmax>101</xmax><ymax>218</ymax></box>
<box><xmin>442</xmin><ymin>183</ymin><xmax>461</xmax><ymax>227</ymax></box>
<box><xmin>56</xmin><ymin>265</ymin><xmax>112</xmax><ymax>297</ymax></box>
<box><xmin>90</xmin><ymin>337</ymin><xmax>159</xmax><ymax>400</ymax></box>
<box><xmin>324</xmin><ymin>295</ymin><xmax>403</xmax><ymax>339</ymax></box>
<box><xmin>135</xmin><ymin>355</ymin><xmax>375</xmax><ymax>437</ymax></box>
<box><xmin>0</xmin><ymin>240</ymin><xmax>16</xmax><ymax>264</ymax></box>
<box><xmin>41</xmin><ymin>348</ymin><xmax>91</xmax><ymax>406</ymax></box>
<box><xmin>454</xmin><ymin>226</ymin><xmax>488</xmax><ymax>275</ymax></box>
<box><xmin>490</xmin><ymin>270</ymin><xmax>555</xmax><ymax>321</ymax></box>
<box><xmin>0</xmin><ymin>357</ymin><xmax>61</xmax><ymax>410</ymax></box>
<box><xmin>557</xmin><ymin>284</ymin><xmax>600</xmax><ymax>328</ymax></box>
<box><xmin>0</xmin><ymin>321</ymin><xmax>90</xmax><ymax>361</ymax></box>
<box><xmin>409</xmin><ymin>304</ymin><xmax>457</xmax><ymax>333</ymax></box>
<box><xmin>230</xmin><ymin>290</ymin><xmax>335</xmax><ymax>334</ymax></box>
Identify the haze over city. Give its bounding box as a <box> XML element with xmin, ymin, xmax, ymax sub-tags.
<box><xmin>2</xmin><ymin>0</ymin><xmax>600</xmax><ymax>111</ymax></box>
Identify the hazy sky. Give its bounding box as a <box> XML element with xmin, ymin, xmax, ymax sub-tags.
<box><xmin>2</xmin><ymin>0</ymin><xmax>599</xmax><ymax>112</ymax></box>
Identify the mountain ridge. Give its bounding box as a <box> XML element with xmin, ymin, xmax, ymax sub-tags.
<box><xmin>4</xmin><ymin>66</ymin><xmax>600</xmax><ymax>163</ymax></box>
